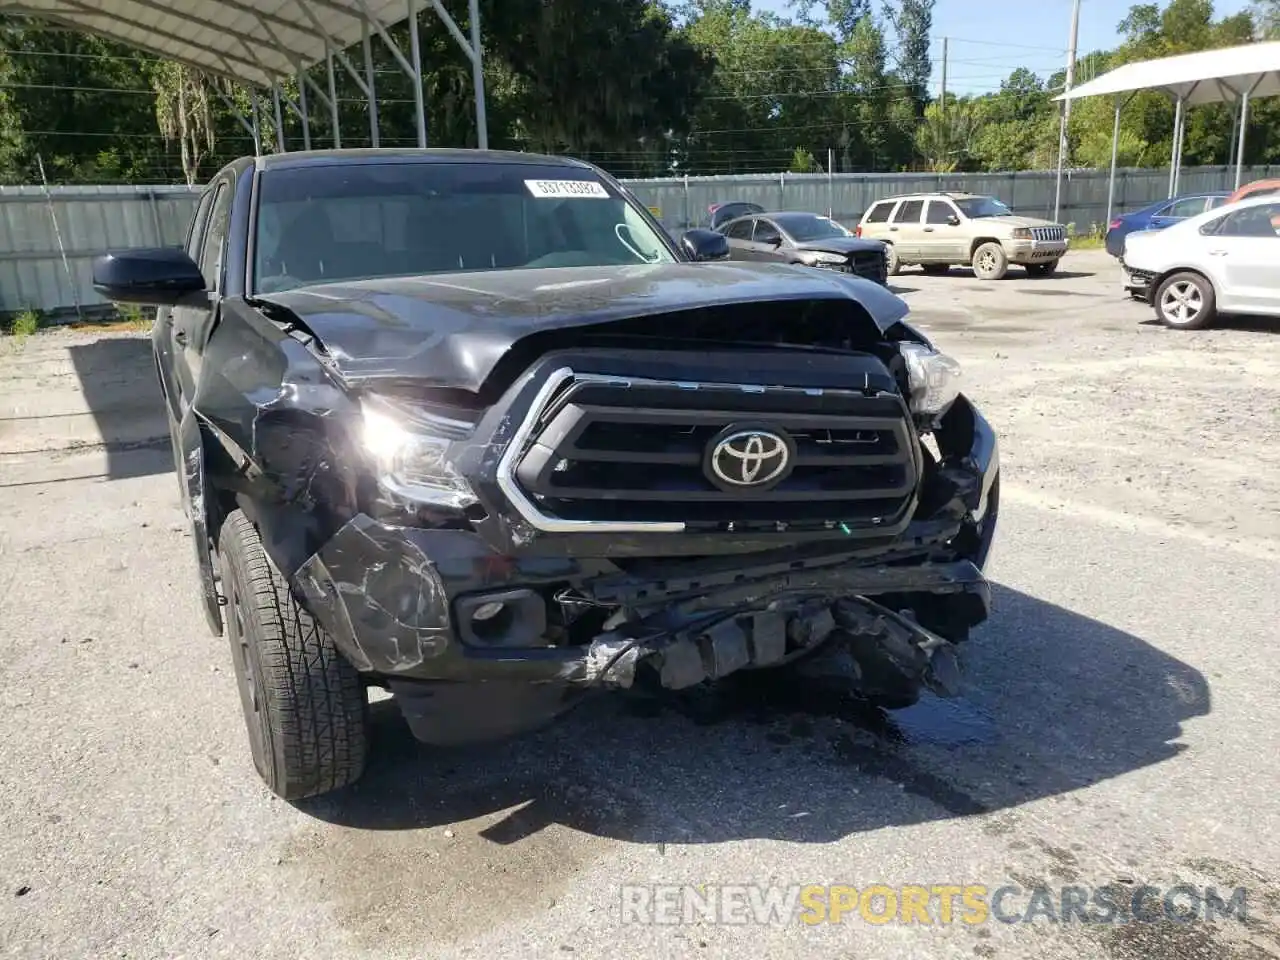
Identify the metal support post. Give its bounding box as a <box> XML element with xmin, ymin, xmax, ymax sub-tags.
<box><xmin>1106</xmin><ymin>98</ymin><xmax>1122</xmax><ymax>228</ymax></box>
<box><xmin>361</xmin><ymin>22</ymin><xmax>380</xmax><ymax>146</ymax></box>
<box><xmin>271</xmin><ymin>83</ymin><xmax>286</xmax><ymax>152</ymax></box>
<box><xmin>1167</xmin><ymin>97</ymin><xmax>1183</xmax><ymax>197</ymax></box>
<box><xmin>250</xmin><ymin>90</ymin><xmax>263</xmax><ymax>156</ymax></box>
<box><xmin>467</xmin><ymin>0</ymin><xmax>487</xmax><ymax>148</ymax></box>
<box><xmin>407</xmin><ymin>0</ymin><xmax>428</xmax><ymax>146</ymax></box>
<box><xmin>1236</xmin><ymin>91</ymin><xmax>1251</xmax><ymax>190</ymax></box>
<box><xmin>297</xmin><ymin>67</ymin><xmax>311</xmax><ymax>149</ymax></box>
<box><xmin>326</xmin><ymin>46</ymin><xmax>341</xmax><ymax>148</ymax></box>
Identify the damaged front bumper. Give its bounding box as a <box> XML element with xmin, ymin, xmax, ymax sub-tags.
<box><xmin>291</xmin><ymin>393</ymin><xmax>999</xmax><ymax>742</ymax></box>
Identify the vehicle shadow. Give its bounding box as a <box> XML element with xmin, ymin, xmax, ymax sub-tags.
<box><xmin>1138</xmin><ymin>315</ymin><xmax>1280</xmax><ymax>335</ymax></box>
<box><xmin>300</xmin><ymin>584</ymin><xmax>1209</xmax><ymax>846</ymax></box>
<box><xmin>64</xmin><ymin>332</ymin><xmax>170</xmax><ymax>480</ymax></box>
<box><xmin>909</xmin><ymin>268</ymin><xmax>1097</xmax><ymax>281</ymax></box>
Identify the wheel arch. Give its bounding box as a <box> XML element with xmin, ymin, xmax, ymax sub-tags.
<box><xmin>1154</xmin><ymin>265</ymin><xmax>1217</xmax><ymax>300</ymax></box>
<box><xmin>969</xmin><ymin>237</ymin><xmax>1003</xmax><ymax>258</ymax></box>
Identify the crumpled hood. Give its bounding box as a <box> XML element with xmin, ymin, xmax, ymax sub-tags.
<box><xmin>792</xmin><ymin>237</ymin><xmax>887</xmax><ymax>255</ymax></box>
<box><xmin>254</xmin><ymin>261</ymin><xmax>911</xmax><ymax>392</ymax></box>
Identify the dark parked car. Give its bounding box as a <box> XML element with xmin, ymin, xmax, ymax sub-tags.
<box><xmin>1105</xmin><ymin>191</ymin><xmax>1230</xmax><ymax>258</ymax></box>
<box><xmin>92</xmin><ymin>149</ymin><xmax>998</xmax><ymax>800</ymax></box>
<box><xmin>719</xmin><ymin>211</ymin><xmax>890</xmax><ymax>284</ymax></box>
<box><xmin>707</xmin><ymin>200</ymin><xmax>766</xmax><ymax>231</ymax></box>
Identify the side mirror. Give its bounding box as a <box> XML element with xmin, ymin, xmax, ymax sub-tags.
<box><xmin>765</xmin><ymin>235</ymin><xmax>783</xmax><ymax>246</ymax></box>
<box><xmin>92</xmin><ymin>247</ymin><xmax>208</xmax><ymax>306</ymax></box>
<box><xmin>680</xmin><ymin>228</ymin><xmax>731</xmax><ymax>262</ymax></box>
<box><xmin>946</xmin><ymin>215</ymin><xmax>961</xmax><ymax>226</ymax></box>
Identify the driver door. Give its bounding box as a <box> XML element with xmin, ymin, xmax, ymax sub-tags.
<box><xmin>749</xmin><ymin>218</ymin><xmax>790</xmax><ymax>263</ymax></box>
<box><xmin>170</xmin><ymin>174</ymin><xmax>232</xmax><ymax>409</ymax></box>
<box><xmin>922</xmin><ymin>200</ymin><xmax>964</xmax><ymax>261</ymax></box>
<box><xmin>1208</xmin><ymin>202</ymin><xmax>1280</xmax><ymax>314</ymax></box>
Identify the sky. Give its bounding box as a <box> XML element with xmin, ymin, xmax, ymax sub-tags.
<box><xmin>751</xmin><ymin>0</ymin><xmax>1256</xmax><ymax>94</ymax></box>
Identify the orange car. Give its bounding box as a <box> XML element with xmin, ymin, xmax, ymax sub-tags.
<box><xmin>1226</xmin><ymin>178</ymin><xmax>1280</xmax><ymax>204</ymax></box>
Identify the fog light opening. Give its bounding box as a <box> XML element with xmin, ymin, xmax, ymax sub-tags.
<box><xmin>471</xmin><ymin>601</ymin><xmax>506</xmax><ymax>622</ymax></box>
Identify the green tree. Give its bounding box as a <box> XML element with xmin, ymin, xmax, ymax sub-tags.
<box><xmin>882</xmin><ymin>0</ymin><xmax>934</xmax><ymax>114</ymax></box>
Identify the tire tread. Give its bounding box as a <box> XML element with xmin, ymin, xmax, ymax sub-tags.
<box><xmin>219</xmin><ymin>510</ymin><xmax>368</xmax><ymax>799</ymax></box>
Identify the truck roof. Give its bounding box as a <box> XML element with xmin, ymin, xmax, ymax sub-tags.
<box><xmin>253</xmin><ymin>148</ymin><xmax>595</xmax><ymax>173</ymax></box>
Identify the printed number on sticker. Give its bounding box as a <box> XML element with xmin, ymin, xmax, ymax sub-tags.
<box><xmin>525</xmin><ymin>179</ymin><xmax>610</xmax><ymax>199</ymax></box>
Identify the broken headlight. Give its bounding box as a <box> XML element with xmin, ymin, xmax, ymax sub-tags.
<box><xmin>361</xmin><ymin>399</ymin><xmax>479</xmax><ymax>509</ymax></box>
<box><xmin>899</xmin><ymin>342</ymin><xmax>962</xmax><ymax>417</ymax></box>
<box><xmin>797</xmin><ymin>251</ymin><xmax>848</xmax><ymax>268</ymax></box>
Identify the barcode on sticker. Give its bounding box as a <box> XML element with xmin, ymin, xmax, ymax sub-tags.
<box><xmin>525</xmin><ymin>179</ymin><xmax>610</xmax><ymax>199</ymax></box>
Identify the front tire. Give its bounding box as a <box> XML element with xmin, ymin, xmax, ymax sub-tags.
<box><xmin>971</xmin><ymin>242</ymin><xmax>1008</xmax><ymax>280</ymax></box>
<box><xmin>1154</xmin><ymin>271</ymin><xmax>1216</xmax><ymax>330</ymax></box>
<box><xmin>218</xmin><ymin>509</ymin><xmax>369</xmax><ymax>800</ymax></box>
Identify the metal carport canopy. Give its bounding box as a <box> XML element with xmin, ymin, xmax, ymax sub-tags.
<box><xmin>0</xmin><ymin>0</ymin><xmax>488</xmax><ymax>149</ymax></box>
<box><xmin>1051</xmin><ymin>41</ymin><xmax>1280</xmax><ymax>223</ymax></box>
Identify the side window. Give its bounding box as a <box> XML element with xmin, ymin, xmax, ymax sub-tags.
<box><xmin>892</xmin><ymin>200</ymin><xmax>924</xmax><ymax>224</ymax></box>
<box><xmin>864</xmin><ymin>201</ymin><xmax>894</xmax><ymax>224</ymax></box>
<box><xmin>1166</xmin><ymin>197</ymin><xmax>1208</xmax><ymax>218</ymax></box>
<box><xmin>1207</xmin><ymin>196</ymin><xmax>1228</xmax><ymax>210</ymax></box>
<box><xmin>199</xmin><ymin>180</ymin><xmax>233</xmax><ymax>292</ymax></box>
<box><xmin>724</xmin><ymin>219</ymin><xmax>754</xmax><ymax>240</ymax></box>
<box><xmin>753</xmin><ymin>219</ymin><xmax>781</xmax><ymax>243</ymax></box>
<box><xmin>926</xmin><ymin>200</ymin><xmax>957</xmax><ymax>224</ymax></box>
<box><xmin>1216</xmin><ymin>203</ymin><xmax>1280</xmax><ymax>238</ymax></box>
<box><xmin>185</xmin><ymin>190</ymin><xmax>215</xmax><ymax>260</ymax></box>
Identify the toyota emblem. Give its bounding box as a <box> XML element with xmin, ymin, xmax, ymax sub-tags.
<box><xmin>706</xmin><ymin>427</ymin><xmax>794</xmax><ymax>492</ymax></box>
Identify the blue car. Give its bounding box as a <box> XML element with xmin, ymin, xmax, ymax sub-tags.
<box><xmin>1105</xmin><ymin>191</ymin><xmax>1230</xmax><ymax>258</ymax></box>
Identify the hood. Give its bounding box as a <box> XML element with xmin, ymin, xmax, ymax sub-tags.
<box><xmin>792</xmin><ymin>237</ymin><xmax>886</xmax><ymax>255</ymax></box>
<box><xmin>973</xmin><ymin>214</ymin><xmax>1061</xmax><ymax>229</ymax></box>
<box><xmin>254</xmin><ymin>261</ymin><xmax>911</xmax><ymax>392</ymax></box>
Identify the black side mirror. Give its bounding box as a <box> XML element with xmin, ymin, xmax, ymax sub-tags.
<box><xmin>764</xmin><ymin>234</ymin><xmax>783</xmax><ymax>246</ymax></box>
<box><xmin>680</xmin><ymin>228</ymin><xmax>731</xmax><ymax>262</ymax></box>
<box><xmin>92</xmin><ymin>247</ymin><xmax>208</xmax><ymax>307</ymax></box>
<box><xmin>947</xmin><ymin>215</ymin><xmax>961</xmax><ymax>226</ymax></box>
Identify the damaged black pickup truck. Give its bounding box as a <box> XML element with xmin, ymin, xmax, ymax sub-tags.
<box><xmin>93</xmin><ymin>149</ymin><xmax>999</xmax><ymax>801</ymax></box>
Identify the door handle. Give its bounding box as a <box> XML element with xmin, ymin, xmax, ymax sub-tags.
<box><xmin>889</xmin><ymin>227</ymin><xmax>899</xmax><ymax>232</ymax></box>
<box><xmin>923</xmin><ymin>227</ymin><xmax>935</xmax><ymax>232</ymax></box>
<box><xmin>1208</xmin><ymin>250</ymin><xmax>1229</xmax><ymax>256</ymax></box>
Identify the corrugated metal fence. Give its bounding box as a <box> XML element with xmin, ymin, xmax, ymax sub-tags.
<box><xmin>2</xmin><ymin>164</ymin><xmax>1276</xmax><ymax>317</ymax></box>
<box><xmin>627</xmin><ymin>165</ymin><xmax>1279</xmax><ymax>232</ymax></box>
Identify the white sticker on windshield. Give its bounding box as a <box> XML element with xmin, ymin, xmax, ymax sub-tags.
<box><xmin>524</xmin><ymin>179</ymin><xmax>609</xmax><ymax>199</ymax></box>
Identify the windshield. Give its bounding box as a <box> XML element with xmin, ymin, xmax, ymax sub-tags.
<box><xmin>252</xmin><ymin>161</ymin><xmax>675</xmax><ymax>293</ymax></box>
<box><xmin>773</xmin><ymin>213</ymin><xmax>851</xmax><ymax>241</ymax></box>
<box><xmin>954</xmin><ymin>196</ymin><xmax>1013</xmax><ymax>219</ymax></box>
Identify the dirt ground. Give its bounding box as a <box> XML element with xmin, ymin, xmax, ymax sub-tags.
<box><xmin>1</xmin><ymin>248</ymin><xmax>1279</xmax><ymax>960</ymax></box>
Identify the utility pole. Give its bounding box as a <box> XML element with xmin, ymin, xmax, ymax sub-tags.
<box><xmin>1053</xmin><ymin>0</ymin><xmax>1082</xmax><ymax>223</ymax></box>
<box><xmin>940</xmin><ymin>36</ymin><xmax>948</xmax><ymax>132</ymax></box>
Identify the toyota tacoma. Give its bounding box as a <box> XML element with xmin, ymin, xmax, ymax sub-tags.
<box><xmin>93</xmin><ymin>149</ymin><xmax>1000</xmax><ymax>801</ymax></box>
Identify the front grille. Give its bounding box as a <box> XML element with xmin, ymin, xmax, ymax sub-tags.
<box><xmin>852</xmin><ymin>250</ymin><xmax>888</xmax><ymax>284</ymax></box>
<box><xmin>1032</xmin><ymin>226</ymin><xmax>1066</xmax><ymax>242</ymax></box>
<box><xmin>509</xmin><ymin>373</ymin><xmax>920</xmax><ymax>532</ymax></box>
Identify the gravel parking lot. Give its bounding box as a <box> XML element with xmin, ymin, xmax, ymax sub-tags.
<box><xmin>2</xmin><ymin>249</ymin><xmax>1278</xmax><ymax>960</ymax></box>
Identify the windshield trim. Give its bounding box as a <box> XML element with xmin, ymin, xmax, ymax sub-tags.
<box><xmin>247</xmin><ymin>160</ymin><xmax>683</xmax><ymax>295</ymax></box>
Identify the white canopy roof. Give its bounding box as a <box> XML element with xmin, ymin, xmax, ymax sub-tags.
<box><xmin>0</xmin><ymin>0</ymin><xmax>414</xmax><ymax>87</ymax></box>
<box><xmin>1053</xmin><ymin>40</ymin><xmax>1280</xmax><ymax>106</ymax></box>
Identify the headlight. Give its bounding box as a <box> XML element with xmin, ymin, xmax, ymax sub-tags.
<box><xmin>899</xmin><ymin>342</ymin><xmax>962</xmax><ymax>417</ymax></box>
<box><xmin>1011</xmin><ymin>227</ymin><xmax>1032</xmax><ymax>240</ymax></box>
<box><xmin>361</xmin><ymin>400</ymin><xmax>479</xmax><ymax>509</ymax></box>
<box><xmin>799</xmin><ymin>251</ymin><xmax>848</xmax><ymax>266</ymax></box>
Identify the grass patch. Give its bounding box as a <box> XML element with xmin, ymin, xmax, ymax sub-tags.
<box><xmin>5</xmin><ymin>308</ymin><xmax>42</xmax><ymax>337</ymax></box>
<box><xmin>1069</xmin><ymin>235</ymin><xmax>1105</xmax><ymax>250</ymax></box>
